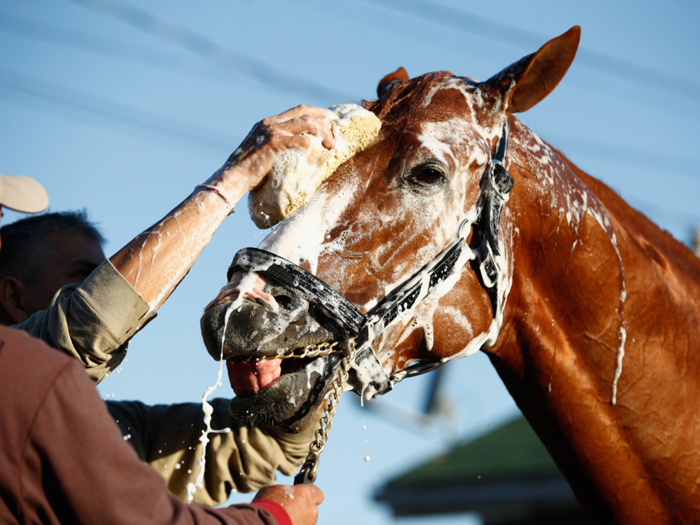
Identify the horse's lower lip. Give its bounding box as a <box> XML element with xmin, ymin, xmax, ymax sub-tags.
<box><xmin>226</xmin><ymin>355</ymin><xmax>321</xmax><ymax>398</ymax></box>
<box><xmin>226</xmin><ymin>359</ymin><xmax>282</xmax><ymax>397</ymax></box>
<box><xmin>227</xmin><ymin>352</ymin><xmax>342</xmax><ymax>433</ymax></box>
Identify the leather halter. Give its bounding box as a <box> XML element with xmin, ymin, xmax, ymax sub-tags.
<box><xmin>228</xmin><ymin>119</ymin><xmax>513</xmax><ymax>400</ymax></box>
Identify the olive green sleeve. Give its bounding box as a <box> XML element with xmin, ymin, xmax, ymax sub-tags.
<box><xmin>107</xmin><ymin>398</ymin><xmax>317</xmax><ymax>507</ymax></box>
<box><xmin>14</xmin><ymin>260</ymin><xmax>155</xmax><ymax>384</ymax></box>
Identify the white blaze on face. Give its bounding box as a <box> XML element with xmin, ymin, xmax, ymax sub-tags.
<box><xmin>257</xmin><ymin>178</ymin><xmax>359</xmax><ymax>275</ymax></box>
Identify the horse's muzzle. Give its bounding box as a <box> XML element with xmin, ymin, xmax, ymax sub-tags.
<box><xmin>200</xmin><ymin>280</ymin><xmax>342</xmax><ymax>361</ymax></box>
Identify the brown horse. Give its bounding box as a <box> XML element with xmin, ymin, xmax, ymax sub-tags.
<box><xmin>201</xmin><ymin>26</ymin><xmax>700</xmax><ymax>523</ymax></box>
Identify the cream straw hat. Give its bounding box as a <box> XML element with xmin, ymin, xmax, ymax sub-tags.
<box><xmin>0</xmin><ymin>170</ymin><xmax>49</xmax><ymax>213</ymax></box>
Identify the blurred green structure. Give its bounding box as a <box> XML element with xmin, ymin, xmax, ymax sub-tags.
<box><xmin>375</xmin><ymin>416</ymin><xmax>587</xmax><ymax>524</ymax></box>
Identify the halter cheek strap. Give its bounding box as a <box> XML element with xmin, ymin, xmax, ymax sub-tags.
<box><xmin>229</xmin><ymin>119</ymin><xmax>513</xmax><ymax>400</ymax></box>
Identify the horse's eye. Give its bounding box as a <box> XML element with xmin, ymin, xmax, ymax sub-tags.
<box><xmin>411</xmin><ymin>167</ymin><xmax>445</xmax><ymax>186</ymax></box>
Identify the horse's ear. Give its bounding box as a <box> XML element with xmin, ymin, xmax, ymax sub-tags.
<box><xmin>377</xmin><ymin>67</ymin><xmax>409</xmax><ymax>97</ymax></box>
<box><xmin>483</xmin><ymin>26</ymin><xmax>580</xmax><ymax>115</ymax></box>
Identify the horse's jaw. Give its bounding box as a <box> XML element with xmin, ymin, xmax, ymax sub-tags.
<box><xmin>200</xmin><ymin>292</ymin><xmax>343</xmax><ymax>433</ymax></box>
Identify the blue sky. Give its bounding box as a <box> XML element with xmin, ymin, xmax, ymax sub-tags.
<box><xmin>2</xmin><ymin>1</ymin><xmax>699</xmax><ymax>524</ymax></box>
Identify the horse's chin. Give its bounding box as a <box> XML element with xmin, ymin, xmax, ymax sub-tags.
<box><xmin>227</xmin><ymin>353</ymin><xmax>341</xmax><ymax>433</ymax></box>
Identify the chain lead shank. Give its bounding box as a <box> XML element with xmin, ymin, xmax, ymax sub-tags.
<box><xmin>294</xmin><ymin>340</ymin><xmax>357</xmax><ymax>485</ymax></box>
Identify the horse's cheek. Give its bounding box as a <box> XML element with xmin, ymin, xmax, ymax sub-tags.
<box><xmin>430</xmin><ymin>278</ymin><xmax>494</xmax><ymax>361</ymax></box>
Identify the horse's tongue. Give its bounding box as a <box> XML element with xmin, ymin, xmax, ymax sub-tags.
<box><xmin>226</xmin><ymin>359</ymin><xmax>282</xmax><ymax>398</ymax></box>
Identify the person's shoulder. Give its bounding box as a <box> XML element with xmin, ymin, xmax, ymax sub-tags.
<box><xmin>0</xmin><ymin>325</ymin><xmax>75</xmax><ymax>381</ymax></box>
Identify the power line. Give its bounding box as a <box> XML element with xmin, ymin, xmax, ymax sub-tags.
<box><xmin>1</xmin><ymin>7</ymin><xmax>697</xmax><ymax>221</ymax></box>
<box><xmin>0</xmin><ymin>67</ymin><xmax>238</xmax><ymax>152</ymax></box>
<box><xmin>364</xmin><ymin>0</ymin><xmax>700</xmax><ymax>103</ymax></box>
<box><xmin>0</xmin><ymin>13</ymin><xmax>250</xmax><ymax>88</ymax></box>
<box><xmin>0</xmin><ymin>13</ymin><xmax>181</xmax><ymax>70</ymax></box>
<box><xmin>67</xmin><ymin>0</ymin><xmax>357</xmax><ymax>105</ymax></box>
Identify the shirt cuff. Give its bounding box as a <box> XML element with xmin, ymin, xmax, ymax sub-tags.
<box><xmin>80</xmin><ymin>259</ymin><xmax>156</xmax><ymax>338</ymax></box>
<box><xmin>251</xmin><ymin>500</ymin><xmax>292</xmax><ymax>525</ymax></box>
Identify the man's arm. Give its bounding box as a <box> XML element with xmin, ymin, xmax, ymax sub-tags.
<box><xmin>107</xmin><ymin>398</ymin><xmax>320</xmax><ymax>507</ymax></box>
<box><xmin>14</xmin><ymin>260</ymin><xmax>152</xmax><ymax>383</ymax></box>
<box><xmin>111</xmin><ymin>106</ymin><xmax>334</xmax><ymax>312</ymax></box>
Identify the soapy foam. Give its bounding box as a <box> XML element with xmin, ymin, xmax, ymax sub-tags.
<box><xmin>238</xmin><ymin>76</ymin><xmax>629</xmax><ymax>420</ymax></box>
<box><xmin>252</xmin><ymin>78</ymin><xmax>626</xmax><ymax>406</ymax></box>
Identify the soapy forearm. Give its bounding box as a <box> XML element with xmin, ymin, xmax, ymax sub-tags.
<box><xmin>110</xmin><ymin>105</ymin><xmax>335</xmax><ymax>312</ymax></box>
<box><xmin>109</xmin><ymin>172</ymin><xmax>243</xmax><ymax>311</ymax></box>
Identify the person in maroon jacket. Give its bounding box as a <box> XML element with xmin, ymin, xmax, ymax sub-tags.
<box><xmin>0</xmin><ymin>324</ymin><xmax>322</xmax><ymax>525</ymax></box>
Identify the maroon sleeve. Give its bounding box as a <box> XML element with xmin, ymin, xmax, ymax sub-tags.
<box><xmin>22</xmin><ymin>358</ymin><xmax>280</xmax><ymax>525</ymax></box>
<box><xmin>251</xmin><ymin>501</ymin><xmax>292</xmax><ymax>525</ymax></box>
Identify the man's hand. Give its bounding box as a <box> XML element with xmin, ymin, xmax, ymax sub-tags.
<box><xmin>215</xmin><ymin>104</ymin><xmax>336</xmax><ymax>200</ymax></box>
<box><xmin>254</xmin><ymin>484</ymin><xmax>324</xmax><ymax>525</ymax></box>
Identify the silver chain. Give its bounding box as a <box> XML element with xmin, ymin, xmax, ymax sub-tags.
<box><xmin>231</xmin><ymin>339</ymin><xmax>354</xmax><ymax>484</ymax></box>
<box><xmin>235</xmin><ymin>341</ymin><xmax>341</xmax><ymax>362</ymax></box>
<box><xmin>295</xmin><ymin>339</ymin><xmax>357</xmax><ymax>484</ymax></box>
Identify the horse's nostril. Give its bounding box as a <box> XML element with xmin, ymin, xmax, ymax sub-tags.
<box><xmin>275</xmin><ymin>295</ymin><xmax>293</xmax><ymax>310</ymax></box>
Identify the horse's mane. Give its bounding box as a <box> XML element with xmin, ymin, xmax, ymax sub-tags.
<box><xmin>551</xmin><ymin>145</ymin><xmax>700</xmax><ymax>280</ymax></box>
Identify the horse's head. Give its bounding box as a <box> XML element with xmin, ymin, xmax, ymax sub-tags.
<box><xmin>201</xmin><ymin>27</ymin><xmax>581</xmax><ymax>432</ymax></box>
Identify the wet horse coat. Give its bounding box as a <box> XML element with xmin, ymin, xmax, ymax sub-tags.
<box><xmin>202</xmin><ymin>27</ymin><xmax>700</xmax><ymax>523</ymax></box>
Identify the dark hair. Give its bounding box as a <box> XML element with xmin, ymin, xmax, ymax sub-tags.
<box><xmin>0</xmin><ymin>210</ymin><xmax>105</xmax><ymax>285</ymax></box>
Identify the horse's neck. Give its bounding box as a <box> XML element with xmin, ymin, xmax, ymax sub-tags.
<box><xmin>487</xmin><ymin>117</ymin><xmax>700</xmax><ymax>523</ymax></box>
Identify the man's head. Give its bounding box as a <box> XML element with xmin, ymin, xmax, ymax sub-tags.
<box><xmin>0</xmin><ymin>211</ymin><xmax>107</xmax><ymax>324</ymax></box>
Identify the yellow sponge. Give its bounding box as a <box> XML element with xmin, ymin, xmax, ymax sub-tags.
<box><xmin>249</xmin><ymin>104</ymin><xmax>381</xmax><ymax>228</ymax></box>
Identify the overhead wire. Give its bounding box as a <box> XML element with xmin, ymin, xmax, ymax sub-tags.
<box><xmin>0</xmin><ymin>13</ymin><xmax>244</xmax><ymax>86</ymax></box>
<box><xmin>3</xmin><ymin>7</ymin><xmax>697</xmax><ymax>178</ymax></box>
<box><xmin>66</xmin><ymin>0</ymin><xmax>357</xmax><ymax>105</ymax></box>
<box><xmin>0</xmin><ymin>67</ymin><xmax>238</xmax><ymax>152</ymax></box>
